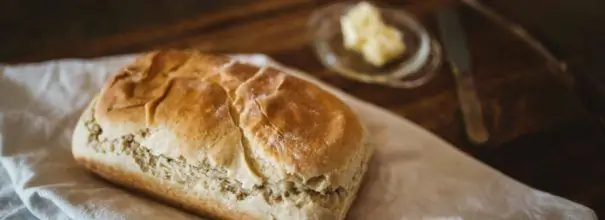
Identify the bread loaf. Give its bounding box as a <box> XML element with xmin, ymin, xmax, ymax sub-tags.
<box><xmin>71</xmin><ymin>50</ymin><xmax>372</xmax><ymax>219</ymax></box>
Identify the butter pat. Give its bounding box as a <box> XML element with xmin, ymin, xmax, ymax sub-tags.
<box><xmin>341</xmin><ymin>2</ymin><xmax>405</xmax><ymax>66</ymax></box>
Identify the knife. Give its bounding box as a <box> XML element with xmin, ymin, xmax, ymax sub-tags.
<box><xmin>436</xmin><ymin>6</ymin><xmax>489</xmax><ymax>144</ymax></box>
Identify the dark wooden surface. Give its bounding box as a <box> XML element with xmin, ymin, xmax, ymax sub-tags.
<box><xmin>2</xmin><ymin>0</ymin><xmax>604</xmax><ymax>217</ymax></box>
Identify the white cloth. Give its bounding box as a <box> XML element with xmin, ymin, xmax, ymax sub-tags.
<box><xmin>0</xmin><ymin>54</ymin><xmax>596</xmax><ymax>220</ymax></box>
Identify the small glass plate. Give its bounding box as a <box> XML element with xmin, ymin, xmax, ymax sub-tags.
<box><xmin>308</xmin><ymin>2</ymin><xmax>443</xmax><ymax>88</ymax></box>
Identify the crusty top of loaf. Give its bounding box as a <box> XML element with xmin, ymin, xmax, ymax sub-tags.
<box><xmin>94</xmin><ymin>49</ymin><xmax>364</xmax><ymax>190</ymax></box>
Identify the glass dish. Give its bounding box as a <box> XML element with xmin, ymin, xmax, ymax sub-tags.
<box><xmin>308</xmin><ymin>2</ymin><xmax>443</xmax><ymax>88</ymax></box>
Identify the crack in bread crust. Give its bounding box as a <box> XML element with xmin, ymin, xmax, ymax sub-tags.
<box><xmin>210</xmin><ymin>63</ymin><xmax>265</xmax><ymax>183</ymax></box>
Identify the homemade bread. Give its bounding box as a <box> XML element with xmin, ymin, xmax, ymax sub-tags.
<box><xmin>72</xmin><ymin>50</ymin><xmax>371</xmax><ymax>220</ymax></box>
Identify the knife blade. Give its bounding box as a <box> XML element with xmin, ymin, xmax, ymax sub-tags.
<box><xmin>436</xmin><ymin>6</ymin><xmax>489</xmax><ymax>144</ymax></box>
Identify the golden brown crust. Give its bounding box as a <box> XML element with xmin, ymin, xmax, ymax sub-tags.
<box><xmin>73</xmin><ymin>49</ymin><xmax>370</xmax><ymax>219</ymax></box>
<box><xmin>93</xmin><ymin>49</ymin><xmax>365</xmax><ymax>188</ymax></box>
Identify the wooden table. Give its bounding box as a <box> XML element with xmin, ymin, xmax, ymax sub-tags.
<box><xmin>2</xmin><ymin>0</ymin><xmax>604</xmax><ymax>217</ymax></box>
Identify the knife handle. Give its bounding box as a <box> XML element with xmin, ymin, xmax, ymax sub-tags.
<box><xmin>453</xmin><ymin>68</ymin><xmax>489</xmax><ymax>144</ymax></box>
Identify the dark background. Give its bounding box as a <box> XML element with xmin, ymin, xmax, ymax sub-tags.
<box><xmin>483</xmin><ymin>0</ymin><xmax>605</xmax><ymax>131</ymax></box>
